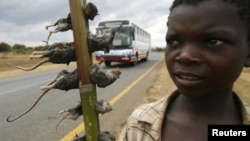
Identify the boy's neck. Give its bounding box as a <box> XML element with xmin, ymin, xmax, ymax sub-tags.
<box><xmin>162</xmin><ymin>91</ymin><xmax>242</xmax><ymax>141</ymax></box>
<box><xmin>176</xmin><ymin>90</ymin><xmax>236</xmax><ymax>115</ymax></box>
<box><xmin>166</xmin><ymin>90</ymin><xmax>242</xmax><ymax>125</ymax></box>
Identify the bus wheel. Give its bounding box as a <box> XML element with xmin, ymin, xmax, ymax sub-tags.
<box><xmin>105</xmin><ymin>61</ymin><xmax>111</xmax><ymax>67</ymax></box>
<box><xmin>131</xmin><ymin>56</ymin><xmax>138</xmax><ymax>66</ymax></box>
<box><xmin>142</xmin><ymin>52</ymin><xmax>149</xmax><ymax>62</ymax></box>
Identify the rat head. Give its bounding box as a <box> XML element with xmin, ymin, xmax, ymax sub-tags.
<box><xmin>165</xmin><ymin>0</ymin><xmax>250</xmax><ymax>97</ymax></box>
<box><xmin>104</xmin><ymin>28</ymin><xmax>116</xmax><ymax>36</ymax></box>
<box><xmin>103</xmin><ymin>28</ymin><xmax>116</xmax><ymax>53</ymax></box>
<box><xmin>84</xmin><ymin>2</ymin><xmax>99</xmax><ymax>20</ymax></box>
<box><xmin>111</xmin><ymin>68</ymin><xmax>121</xmax><ymax>78</ymax></box>
<box><xmin>96</xmin><ymin>100</ymin><xmax>112</xmax><ymax>114</ymax></box>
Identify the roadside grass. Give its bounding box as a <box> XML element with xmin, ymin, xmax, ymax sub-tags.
<box><xmin>0</xmin><ymin>52</ymin><xmax>76</xmax><ymax>78</ymax></box>
<box><xmin>0</xmin><ymin>52</ymin><xmax>99</xmax><ymax>78</ymax></box>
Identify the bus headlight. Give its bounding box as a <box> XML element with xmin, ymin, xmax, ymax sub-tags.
<box><xmin>122</xmin><ymin>51</ymin><xmax>132</xmax><ymax>56</ymax></box>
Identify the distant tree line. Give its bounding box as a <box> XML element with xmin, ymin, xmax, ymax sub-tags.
<box><xmin>0</xmin><ymin>41</ymin><xmax>166</xmax><ymax>54</ymax></box>
<box><xmin>0</xmin><ymin>42</ymin><xmax>48</xmax><ymax>54</ymax></box>
<box><xmin>152</xmin><ymin>47</ymin><xmax>165</xmax><ymax>52</ymax></box>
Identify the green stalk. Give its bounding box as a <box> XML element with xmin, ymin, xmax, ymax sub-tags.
<box><xmin>69</xmin><ymin>0</ymin><xmax>99</xmax><ymax>140</ymax></box>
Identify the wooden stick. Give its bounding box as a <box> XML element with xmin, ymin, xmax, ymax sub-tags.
<box><xmin>69</xmin><ymin>0</ymin><xmax>99</xmax><ymax>140</ymax></box>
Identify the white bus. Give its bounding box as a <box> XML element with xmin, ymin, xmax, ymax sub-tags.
<box><xmin>95</xmin><ymin>19</ymin><xmax>151</xmax><ymax>66</ymax></box>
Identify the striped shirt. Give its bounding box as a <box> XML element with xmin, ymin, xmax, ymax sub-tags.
<box><xmin>118</xmin><ymin>90</ymin><xmax>250</xmax><ymax>141</ymax></box>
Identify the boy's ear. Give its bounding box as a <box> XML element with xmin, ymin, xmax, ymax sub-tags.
<box><xmin>245</xmin><ymin>58</ymin><xmax>250</xmax><ymax>67</ymax></box>
<box><xmin>245</xmin><ymin>45</ymin><xmax>250</xmax><ymax>67</ymax></box>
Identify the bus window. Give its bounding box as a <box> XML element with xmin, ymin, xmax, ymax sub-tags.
<box><xmin>131</xmin><ymin>27</ymin><xmax>135</xmax><ymax>40</ymax></box>
<box><xmin>112</xmin><ymin>27</ymin><xmax>132</xmax><ymax>47</ymax></box>
<box><xmin>135</xmin><ymin>27</ymin><xmax>138</xmax><ymax>40</ymax></box>
<box><xmin>96</xmin><ymin>28</ymin><xmax>103</xmax><ymax>35</ymax></box>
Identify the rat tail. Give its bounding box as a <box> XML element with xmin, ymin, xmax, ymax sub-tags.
<box><xmin>6</xmin><ymin>89</ymin><xmax>50</xmax><ymax>122</ymax></box>
<box><xmin>16</xmin><ymin>59</ymin><xmax>49</xmax><ymax>71</ymax></box>
<box><xmin>56</xmin><ymin>112</ymin><xmax>71</xmax><ymax>131</ymax></box>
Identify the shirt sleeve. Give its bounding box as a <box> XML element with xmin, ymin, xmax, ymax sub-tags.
<box><xmin>117</xmin><ymin>123</ymin><xmax>128</xmax><ymax>141</ymax></box>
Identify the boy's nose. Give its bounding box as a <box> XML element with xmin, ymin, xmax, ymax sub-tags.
<box><xmin>175</xmin><ymin>45</ymin><xmax>202</xmax><ymax>65</ymax></box>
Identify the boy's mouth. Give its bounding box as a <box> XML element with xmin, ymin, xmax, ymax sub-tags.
<box><xmin>174</xmin><ymin>71</ymin><xmax>205</xmax><ymax>81</ymax></box>
<box><xmin>176</xmin><ymin>74</ymin><xmax>200</xmax><ymax>80</ymax></box>
<box><xmin>174</xmin><ymin>71</ymin><xmax>206</xmax><ymax>87</ymax></box>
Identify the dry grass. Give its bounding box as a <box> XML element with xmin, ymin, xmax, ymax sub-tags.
<box><xmin>233</xmin><ymin>69</ymin><xmax>250</xmax><ymax>106</ymax></box>
<box><xmin>0</xmin><ymin>52</ymin><xmax>98</xmax><ymax>78</ymax></box>
<box><xmin>0</xmin><ymin>53</ymin><xmax>75</xmax><ymax>78</ymax></box>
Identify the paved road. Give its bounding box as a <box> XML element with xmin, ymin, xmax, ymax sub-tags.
<box><xmin>0</xmin><ymin>52</ymin><xmax>164</xmax><ymax>141</ymax></box>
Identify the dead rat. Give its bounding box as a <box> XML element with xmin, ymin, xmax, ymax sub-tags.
<box><xmin>73</xmin><ymin>131</ymin><xmax>115</xmax><ymax>141</ymax></box>
<box><xmin>7</xmin><ymin>59</ymin><xmax>120</xmax><ymax>122</ymax></box>
<box><xmin>17</xmin><ymin>28</ymin><xmax>115</xmax><ymax>71</ymax></box>
<box><xmin>90</xmin><ymin>58</ymin><xmax>121</xmax><ymax>87</ymax></box>
<box><xmin>41</xmin><ymin>68</ymin><xmax>79</xmax><ymax>91</ymax></box>
<box><xmin>44</xmin><ymin>2</ymin><xmax>99</xmax><ymax>44</ymax></box>
<box><xmin>17</xmin><ymin>42</ymin><xmax>76</xmax><ymax>71</ymax></box>
<box><xmin>56</xmin><ymin>100</ymin><xmax>112</xmax><ymax>130</ymax></box>
<box><xmin>87</xmin><ymin>28</ymin><xmax>116</xmax><ymax>54</ymax></box>
<box><xmin>6</xmin><ymin>69</ymin><xmax>78</xmax><ymax>122</ymax></box>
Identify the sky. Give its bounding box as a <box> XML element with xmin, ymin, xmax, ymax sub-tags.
<box><xmin>0</xmin><ymin>0</ymin><xmax>173</xmax><ymax>48</ymax></box>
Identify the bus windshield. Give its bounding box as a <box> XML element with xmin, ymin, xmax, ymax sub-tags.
<box><xmin>96</xmin><ymin>26</ymin><xmax>133</xmax><ymax>47</ymax></box>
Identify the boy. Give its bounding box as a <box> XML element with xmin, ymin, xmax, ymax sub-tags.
<box><xmin>118</xmin><ymin>0</ymin><xmax>250</xmax><ymax>141</ymax></box>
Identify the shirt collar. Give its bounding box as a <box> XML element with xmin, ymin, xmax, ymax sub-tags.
<box><xmin>137</xmin><ymin>90</ymin><xmax>179</xmax><ymax>124</ymax></box>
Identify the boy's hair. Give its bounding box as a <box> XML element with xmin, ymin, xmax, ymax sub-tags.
<box><xmin>169</xmin><ymin>0</ymin><xmax>250</xmax><ymax>39</ymax></box>
<box><xmin>170</xmin><ymin>0</ymin><xmax>250</xmax><ymax>25</ymax></box>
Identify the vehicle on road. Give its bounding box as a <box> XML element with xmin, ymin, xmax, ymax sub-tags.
<box><xmin>95</xmin><ymin>19</ymin><xmax>151</xmax><ymax>67</ymax></box>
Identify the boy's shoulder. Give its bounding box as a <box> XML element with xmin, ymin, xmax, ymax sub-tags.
<box><xmin>129</xmin><ymin>90</ymin><xmax>180</xmax><ymax>124</ymax></box>
<box><xmin>128</xmin><ymin>91</ymin><xmax>250</xmax><ymax>124</ymax></box>
<box><xmin>240</xmin><ymin>100</ymin><xmax>250</xmax><ymax>124</ymax></box>
<box><xmin>233</xmin><ymin>92</ymin><xmax>250</xmax><ymax>124</ymax></box>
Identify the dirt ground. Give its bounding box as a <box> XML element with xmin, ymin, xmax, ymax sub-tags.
<box><xmin>0</xmin><ymin>53</ymin><xmax>77</xmax><ymax>78</ymax></box>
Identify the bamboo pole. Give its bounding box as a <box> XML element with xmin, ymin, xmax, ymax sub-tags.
<box><xmin>69</xmin><ymin>0</ymin><xmax>99</xmax><ymax>140</ymax></box>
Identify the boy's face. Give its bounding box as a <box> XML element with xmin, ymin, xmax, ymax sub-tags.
<box><xmin>165</xmin><ymin>0</ymin><xmax>250</xmax><ymax>97</ymax></box>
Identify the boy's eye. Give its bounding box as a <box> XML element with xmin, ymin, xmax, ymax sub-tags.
<box><xmin>166</xmin><ymin>39</ymin><xmax>180</xmax><ymax>47</ymax></box>
<box><xmin>203</xmin><ymin>39</ymin><xmax>224</xmax><ymax>47</ymax></box>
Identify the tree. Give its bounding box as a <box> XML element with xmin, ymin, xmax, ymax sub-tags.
<box><xmin>0</xmin><ymin>42</ymin><xmax>11</xmax><ymax>52</ymax></box>
<box><xmin>12</xmin><ymin>44</ymin><xmax>27</xmax><ymax>54</ymax></box>
<box><xmin>34</xmin><ymin>45</ymin><xmax>48</xmax><ymax>51</ymax></box>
